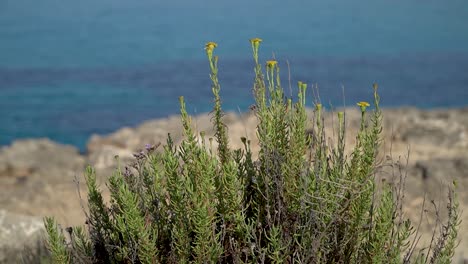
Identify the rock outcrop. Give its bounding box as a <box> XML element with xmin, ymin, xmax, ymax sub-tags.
<box><xmin>0</xmin><ymin>138</ymin><xmax>85</xmax><ymax>183</ymax></box>
<box><xmin>0</xmin><ymin>139</ymin><xmax>86</xmax><ymax>228</ymax></box>
<box><xmin>0</xmin><ymin>210</ymin><xmax>47</xmax><ymax>263</ymax></box>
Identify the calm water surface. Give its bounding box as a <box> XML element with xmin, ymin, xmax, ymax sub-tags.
<box><xmin>1</xmin><ymin>0</ymin><xmax>468</xmax><ymax>150</ymax></box>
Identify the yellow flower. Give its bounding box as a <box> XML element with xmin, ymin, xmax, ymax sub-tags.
<box><xmin>250</xmin><ymin>38</ymin><xmax>262</xmax><ymax>45</ymax></box>
<box><xmin>205</xmin><ymin>41</ymin><xmax>218</xmax><ymax>51</ymax></box>
<box><xmin>315</xmin><ymin>103</ymin><xmax>322</xmax><ymax>111</ymax></box>
<box><xmin>250</xmin><ymin>38</ymin><xmax>262</xmax><ymax>64</ymax></box>
<box><xmin>357</xmin><ymin>101</ymin><xmax>370</xmax><ymax>112</ymax></box>
<box><xmin>357</xmin><ymin>101</ymin><xmax>370</xmax><ymax>107</ymax></box>
<box><xmin>266</xmin><ymin>60</ymin><xmax>278</xmax><ymax>68</ymax></box>
<box><xmin>205</xmin><ymin>42</ymin><xmax>218</xmax><ymax>71</ymax></box>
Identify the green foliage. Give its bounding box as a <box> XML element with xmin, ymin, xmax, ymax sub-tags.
<box><xmin>44</xmin><ymin>39</ymin><xmax>460</xmax><ymax>263</ymax></box>
<box><xmin>44</xmin><ymin>217</ymin><xmax>70</xmax><ymax>263</ymax></box>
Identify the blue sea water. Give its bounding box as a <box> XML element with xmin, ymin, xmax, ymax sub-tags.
<box><xmin>1</xmin><ymin>0</ymin><xmax>468</xmax><ymax>151</ymax></box>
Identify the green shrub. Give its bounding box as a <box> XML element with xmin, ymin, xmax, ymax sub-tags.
<box><xmin>44</xmin><ymin>39</ymin><xmax>460</xmax><ymax>264</ymax></box>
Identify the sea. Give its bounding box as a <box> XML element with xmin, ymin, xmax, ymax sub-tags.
<box><xmin>1</xmin><ymin>0</ymin><xmax>468</xmax><ymax>151</ymax></box>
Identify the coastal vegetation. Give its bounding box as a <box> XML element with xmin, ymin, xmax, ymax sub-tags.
<box><xmin>44</xmin><ymin>39</ymin><xmax>460</xmax><ymax>263</ymax></box>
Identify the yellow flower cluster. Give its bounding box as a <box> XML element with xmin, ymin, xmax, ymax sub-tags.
<box><xmin>250</xmin><ymin>38</ymin><xmax>262</xmax><ymax>46</ymax></box>
<box><xmin>357</xmin><ymin>101</ymin><xmax>370</xmax><ymax>107</ymax></box>
<box><xmin>205</xmin><ymin>42</ymin><xmax>218</xmax><ymax>72</ymax></box>
<box><xmin>266</xmin><ymin>60</ymin><xmax>278</xmax><ymax>68</ymax></box>
<box><xmin>250</xmin><ymin>38</ymin><xmax>262</xmax><ymax>64</ymax></box>
<box><xmin>357</xmin><ymin>101</ymin><xmax>370</xmax><ymax>112</ymax></box>
<box><xmin>205</xmin><ymin>42</ymin><xmax>217</xmax><ymax>52</ymax></box>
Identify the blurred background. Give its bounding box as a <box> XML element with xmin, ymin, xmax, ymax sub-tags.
<box><xmin>1</xmin><ymin>0</ymin><xmax>468</xmax><ymax>262</ymax></box>
<box><xmin>1</xmin><ymin>0</ymin><xmax>467</xmax><ymax>151</ymax></box>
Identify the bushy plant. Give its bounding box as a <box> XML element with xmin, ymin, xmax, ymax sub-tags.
<box><xmin>44</xmin><ymin>39</ymin><xmax>460</xmax><ymax>264</ymax></box>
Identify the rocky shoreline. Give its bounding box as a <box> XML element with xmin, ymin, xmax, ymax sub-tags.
<box><xmin>1</xmin><ymin>107</ymin><xmax>467</xmax><ymax>262</ymax></box>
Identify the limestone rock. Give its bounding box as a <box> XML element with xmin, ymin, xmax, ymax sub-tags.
<box><xmin>387</xmin><ymin>107</ymin><xmax>468</xmax><ymax>148</ymax></box>
<box><xmin>0</xmin><ymin>139</ymin><xmax>86</xmax><ymax>228</ymax></box>
<box><xmin>415</xmin><ymin>157</ymin><xmax>468</xmax><ymax>182</ymax></box>
<box><xmin>0</xmin><ymin>210</ymin><xmax>48</xmax><ymax>263</ymax></box>
<box><xmin>0</xmin><ymin>138</ymin><xmax>85</xmax><ymax>183</ymax></box>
